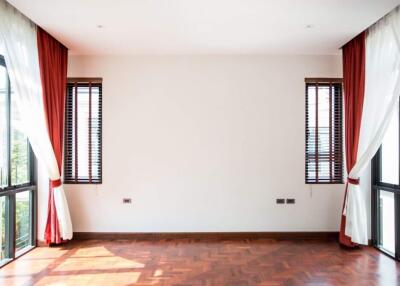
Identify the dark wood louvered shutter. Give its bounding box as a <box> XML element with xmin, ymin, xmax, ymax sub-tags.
<box><xmin>64</xmin><ymin>78</ymin><xmax>102</xmax><ymax>184</ymax></box>
<box><xmin>305</xmin><ymin>78</ymin><xmax>343</xmax><ymax>184</ymax></box>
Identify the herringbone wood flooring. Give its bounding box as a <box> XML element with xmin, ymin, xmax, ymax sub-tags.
<box><xmin>0</xmin><ymin>238</ymin><xmax>399</xmax><ymax>285</ymax></box>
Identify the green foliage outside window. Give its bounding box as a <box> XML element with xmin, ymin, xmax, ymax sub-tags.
<box><xmin>16</xmin><ymin>198</ymin><xmax>30</xmax><ymax>250</ymax></box>
<box><xmin>11</xmin><ymin>129</ymin><xmax>29</xmax><ymax>186</ymax></box>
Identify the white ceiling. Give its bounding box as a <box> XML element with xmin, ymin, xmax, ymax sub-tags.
<box><xmin>7</xmin><ymin>0</ymin><xmax>400</xmax><ymax>55</ymax></box>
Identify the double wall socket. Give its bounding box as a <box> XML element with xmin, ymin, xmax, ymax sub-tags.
<box><xmin>276</xmin><ymin>198</ymin><xmax>295</xmax><ymax>204</ymax></box>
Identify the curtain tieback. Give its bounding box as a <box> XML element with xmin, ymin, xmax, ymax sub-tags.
<box><xmin>347</xmin><ymin>177</ymin><xmax>360</xmax><ymax>185</ymax></box>
<box><xmin>50</xmin><ymin>179</ymin><xmax>62</xmax><ymax>188</ymax></box>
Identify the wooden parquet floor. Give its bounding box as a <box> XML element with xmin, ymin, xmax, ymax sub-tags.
<box><xmin>0</xmin><ymin>238</ymin><xmax>399</xmax><ymax>286</ymax></box>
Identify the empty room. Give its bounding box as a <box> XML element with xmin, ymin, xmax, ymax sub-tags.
<box><xmin>1</xmin><ymin>0</ymin><xmax>400</xmax><ymax>285</ymax></box>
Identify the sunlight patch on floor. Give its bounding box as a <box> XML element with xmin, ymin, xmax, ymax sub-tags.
<box><xmin>54</xmin><ymin>246</ymin><xmax>144</xmax><ymax>272</ymax></box>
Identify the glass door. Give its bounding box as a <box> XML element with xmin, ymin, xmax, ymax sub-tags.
<box><xmin>0</xmin><ymin>55</ymin><xmax>36</xmax><ymax>267</ymax></box>
<box><xmin>371</xmin><ymin>101</ymin><xmax>400</xmax><ymax>259</ymax></box>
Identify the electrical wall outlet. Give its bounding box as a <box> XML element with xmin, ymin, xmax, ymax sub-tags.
<box><xmin>286</xmin><ymin>198</ymin><xmax>295</xmax><ymax>204</ymax></box>
<box><xmin>276</xmin><ymin>198</ymin><xmax>285</xmax><ymax>204</ymax></box>
<box><xmin>123</xmin><ymin>198</ymin><xmax>132</xmax><ymax>204</ymax></box>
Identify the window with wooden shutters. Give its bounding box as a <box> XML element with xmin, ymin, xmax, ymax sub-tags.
<box><xmin>64</xmin><ymin>78</ymin><xmax>102</xmax><ymax>184</ymax></box>
<box><xmin>305</xmin><ymin>78</ymin><xmax>343</xmax><ymax>184</ymax></box>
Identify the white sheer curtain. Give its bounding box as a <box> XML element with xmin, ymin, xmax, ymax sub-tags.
<box><xmin>345</xmin><ymin>6</ymin><xmax>400</xmax><ymax>244</ymax></box>
<box><xmin>0</xmin><ymin>0</ymin><xmax>72</xmax><ymax>240</ymax></box>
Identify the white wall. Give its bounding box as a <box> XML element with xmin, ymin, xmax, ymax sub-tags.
<box><xmin>38</xmin><ymin>55</ymin><xmax>345</xmax><ymax>236</ymax></box>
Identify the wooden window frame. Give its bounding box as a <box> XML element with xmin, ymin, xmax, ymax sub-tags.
<box><xmin>64</xmin><ymin>78</ymin><xmax>102</xmax><ymax>184</ymax></box>
<box><xmin>305</xmin><ymin>78</ymin><xmax>344</xmax><ymax>184</ymax></box>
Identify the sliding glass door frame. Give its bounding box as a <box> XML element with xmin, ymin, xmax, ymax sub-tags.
<box><xmin>371</xmin><ymin>101</ymin><xmax>400</xmax><ymax>260</ymax></box>
<box><xmin>0</xmin><ymin>182</ymin><xmax>37</xmax><ymax>266</ymax></box>
<box><xmin>0</xmin><ymin>55</ymin><xmax>37</xmax><ymax>268</ymax></box>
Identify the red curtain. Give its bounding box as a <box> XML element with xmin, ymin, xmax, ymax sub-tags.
<box><xmin>339</xmin><ymin>32</ymin><xmax>366</xmax><ymax>247</ymax></box>
<box><xmin>37</xmin><ymin>27</ymin><xmax>68</xmax><ymax>244</ymax></box>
